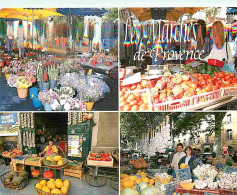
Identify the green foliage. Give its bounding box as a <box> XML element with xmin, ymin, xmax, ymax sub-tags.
<box><xmin>102</xmin><ymin>8</ymin><xmax>118</xmax><ymax>22</ymax></box>
<box><xmin>88</xmin><ymin>21</ymin><xmax>95</xmax><ymax>41</ymax></box>
<box><xmin>78</xmin><ymin>21</ymin><xmax>84</xmax><ymax>41</ymax></box>
<box><xmin>205</xmin><ymin>7</ymin><xmax>221</xmax><ymax>19</ymax></box>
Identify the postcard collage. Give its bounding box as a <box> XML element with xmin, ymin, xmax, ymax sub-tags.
<box><xmin>0</xmin><ymin>6</ymin><xmax>237</xmax><ymax>195</ymax></box>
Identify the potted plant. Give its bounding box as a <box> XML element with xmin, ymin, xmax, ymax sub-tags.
<box><xmin>16</xmin><ymin>76</ymin><xmax>32</xmax><ymax>98</ymax></box>
<box><xmin>2</xmin><ymin>66</ymin><xmax>14</xmax><ymax>81</ymax></box>
<box><xmin>79</xmin><ymin>87</ymin><xmax>100</xmax><ymax>111</ymax></box>
<box><xmin>38</xmin><ymin>89</ymin><xmax>59</xmax><ymax>111</ymax></box>
<box><xmin>48</xmin><ymin>65</ymin><xmax>59</xmax><ymax>89</ymax></box>
<box><xmin>37</xmin><ymin>66</ymin><xmax>49</xmax><ymax>91</ymax></box>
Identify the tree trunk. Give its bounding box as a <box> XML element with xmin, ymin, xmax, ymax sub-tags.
<box><xmin>214</xmin><ymin>113</ymin><xmax>226</xmax><ymax>155</ymax></box>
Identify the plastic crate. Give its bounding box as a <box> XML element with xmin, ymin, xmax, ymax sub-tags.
<box><xmin>155</xmin><ymin>179</ymin><xmax>179</xmax><ymax>195</ymax></box>
<box><xmin>221</xmin><ymin>87</ymin><xmax>237</xmax><ymax>97</ymax></box>
<box><xmin>154</xmin><ymin>89</ymin><xmax>222</xmax><ymax>111</ymax></box>
<box><xmin>175</xmin><ymin>168</ymin><xmax>191</xmax><ymax>181</ymax></box>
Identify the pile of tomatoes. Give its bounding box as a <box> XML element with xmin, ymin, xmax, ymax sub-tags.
<box><xmin>120</xmin><ymin>72</ymin><xmax>237</xmax><ymax>111</ymax></box>
<box><xmin>89</xmin><ymin>153</ymin><xmax>111</xmax><ymax>161</ymax></box>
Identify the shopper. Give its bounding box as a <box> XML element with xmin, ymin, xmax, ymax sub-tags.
<box><xmin>171</xmin><ymin>143</ymin><xmax>185</xmax><ymax>177</ymax></box>
<box><xmin>178</xmin><ymin>146</ymin><xmax>202</xmax><ymax>172</ymax></box>
<box><xmin>17</xmin><ymin>20</ymin><xmax>25</xmax><ymax>58</ymax></box>
<box><xmin>39</xmin><ymin>139</ymin><xmax>58</xmax><ymax>157</ymax></box>
<box><xmin>6</xmin><ymin>20</ymin><xmax>14</xmax><ymax>56</ymax></box>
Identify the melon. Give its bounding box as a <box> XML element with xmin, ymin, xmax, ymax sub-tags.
<box><xmin>63</xmin><ymin>180</ymin><xmax>70</xmax><ymax>188</ymax></box>
<box><xmin>61</xmin><ymin>186</ymin><xmax>68</xmax><ymax>194</ymax></box>
<box><xmin>40</xmin><ymin>180</ymin><xmax>47</xmax><ymax>186</ymax></box>
<box><xmin>42</xmin><ymin>186</ymin><xmax>50</xmax><ymax>193</ymax></box>
<box><xmin>57</xmin><ymin>159</ymin><xmax>63</xmax><ymax>165</ymax></box>
<box><xmin>121</xmin><ymin>188</ymin><xmax>140</xmax><ymax>195</ymax></box>
<box><xmin>35</xmin><ymin>183</ymin><xmax>42</xmax><ymax>190</ymax></box>
<box><xmin>47</xmin><ymin>181</ymin><xmax>56</xmax><ymax>190</ymax></box>
<box><xmin>55</xmin><ymin>180</ymin><xmax>64</xmax><ymax>188</ymax></box>
<box><xmin>139</xmin><ymin>182</ymin><xmax>148</xmax><ymax>191</ymax></box>
<box><xmin>53</xmin><ymin>155</ymin><xmax>62</xmax><ymax>162</ymax></box>
<box><xmin>51</xmin><ymin>189</ymin><xmax>62</xmax><ymax>194</ymax></box>
<box><xmin>141</xmin><ymin>186</ymin><xmax>160</xmax><ymax>195</ymax></box>
<box><xmin>180</xmin><ymin>163</ymin><xmax>186</xmax><ymax>169</ymax></box>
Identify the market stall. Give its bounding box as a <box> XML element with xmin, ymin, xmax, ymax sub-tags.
<box><xmin>119</xmin><ymin>8</ymin><xmax>237</xmax><ymax>111</ymax></box>
<box><xmin>0</xmin><ymin>112</ymin><xmax>119</xmax><ymax>194</ymax></box>
<box><xmin>0</xmin><ymin>8</ymin><xmax>118</xmax><ymax>111</ymax></box>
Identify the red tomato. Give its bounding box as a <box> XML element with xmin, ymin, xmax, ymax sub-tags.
<box><xmin>218</xmin><ymin>72</ymin><xmax>225</xmax><ymax>78</ymax></box>
<box><xmin>190</xmin><ymin>82</ymin><xmax>198</xmax><ymax>89</ymax></box>
<box><xmin>123</xmin><ymin>104</ymin><xmax>131</xmax><ymax>111</ymax></box>
<box><xmin>204</xmin><ymin>85</ymin><xmax>212</xmax><ymax>92</ymax></box>
<box><xmin>230</xmin><ymin>73</ymin><xmax>235</xmax><ymax>77</ymax></box>
<box><xmin>139</xmin><ymin>104</ymin><xmax>148</xmax><ymax>111</ymax></box>
<box><xmin>131</xmin><ymin>105</ymin><xmax>139</xmax><ymax>111</ymax></box>
<box><xmin>119</xmin><ymin>97</ymin><xmax>125</xmax><ymax>103</ymax></box>
<box><xmin>130</xmin><ymin>100</ymin><xmax>138</xmax><ymax>106</ymax></box>
<box><xmin>182</xmin><ymin>74</ymin><xmax>190</xmax><ymax>81</ymax></box>
<box><xmin>225</xmin><ymin>75</ymin><xmax>231</xmax><ymax>80</ymax></box>
<box><xmin>127</xmin><ymin>94</ymin><xmax>135</xmax><ymax>101</ymax></box>
<box><xmin>212</xmin><ymin>86</ymin><xmax>219</xmax><ymax>91</ymax></box>
<box><xmin>199</xmin><ymin>79</ymin><xmax>207</xmax><ymax>86</ymax></box>
<box><xmin>120</xmin><ymin>91</ymin><xmax>125</xmax><ymax>97</ymax></box>
<box><xmin>120</xmin><ymin>101</ymin><xmax>126</xmax><ymax>109</ymax></box>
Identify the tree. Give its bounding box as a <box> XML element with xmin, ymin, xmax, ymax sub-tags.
<box><xmin>120</xmin><ymin>112</ymin><xmax>168</xmax><ymax>148</ymax></box>
<box><xmin>170</xmin><ymin>112</ymin><xmax>226</xmax><ymax>155</ymax></box>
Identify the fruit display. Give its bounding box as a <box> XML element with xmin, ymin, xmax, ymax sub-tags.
<box><xmin>0</xmin><ymin>170</ymin><xmax>29</xmax><ymax>190</ymax></box>
<box><xmin>43</xmin><ymin>153</ymin><xmax>67</xmax><ymax>167</ymax></box>
<box><xmin>120</xmin><ymin>71</ymin><xmax>237</xmax><ymax>111</ymax></box>
<box><xmin>184</xmin><ymin>62</ymin><xmax>221</xmax><ymax>76</ymax></box>
<box><xmin>35</xmin><ymin>178</ymin><xmax>70</xmax><ymax>195</ymax></box>
<box><xmin>2</xmin><ymin>148</ymin><xmax>23</xmax><ymax>158</ymax></box>
<box><xmin>43</xmin><ymin>170</ymin><xmax>54</xmax><ymax>179</ymax></box>
<box><xmin>25</xmin><ymin>156</ymin><xmax>44</xmax><ymax>166</ymax></box>
<box><xmin>120</xmin><ymin>170</ymin><xmax>156</xmax><ymax>194</ymax></box>
<box><xmin>154</xmin><ymin>172</ymin><xmax>173</xmax><ymax>184</ymax></box>
<box><xmin>88</xmin><ymin>153</ymin><xmax>112</xmax><ymax>162</ymax></box>
<box><xmin>133</xmin><ymin>159</ymin><xmax>148</xmax><ymax>169</ymax></box>
<box><xmin>31</xmin><ymin>170</ymin><xmax>41</xmax><ymax>178</ymax></box>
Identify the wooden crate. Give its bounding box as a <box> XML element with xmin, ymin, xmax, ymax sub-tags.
<box><xmin>64</xmin><ymin>169</ymin><xmax>83</xmax><ymax>179</ymax></box>
<box><xmin>11</xmin><ymin>156</ymin><xmax>28</xmax><ymax>164</ymax></box>
<box><xmin>87</xmin><ymin>156</ymin><xmax>114</xmax><ymax>167</ymax></box>
<box><xmin>9</xmin><ymin>162</ymin><xmax>14</xmax><ymax>172</ymax></box>
<box><xmin>66</xmin><ymin>162</ymin><xmax>84</xmax><ymax>171</ymax></box>
<box><xmin>12</xmin><ymin>163</ymin><xmax>24</xmax><ymax>172</ymax></box>
<box><xmin>25</xmin><ymin>157</ymin><xmax>44</xmax><ymax>166</ymax></box>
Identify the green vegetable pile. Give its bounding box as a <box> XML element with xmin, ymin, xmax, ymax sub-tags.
<box><xmin>185</xmin><ymin>63</ymin><xmax>220</xmax><ymax>77</ymax></box>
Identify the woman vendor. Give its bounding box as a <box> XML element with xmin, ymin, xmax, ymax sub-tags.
<box><xmin>178</xmin><ymin>146</ymin><xmax>202</xmax><ymax>172</ymax></box>
<box><xmin>205</xmin><ymin>21</ymin><xmax>236</xmax><ymax>73</ymax></box>
<box><xmin>39</xmin><ymin>139</ymin><xmax>58</xmax><ymax>157</ymax></box>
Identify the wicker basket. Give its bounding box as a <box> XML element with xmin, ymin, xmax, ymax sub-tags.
<box><xmin>155</xmin><ymin>175</ymin><xmax>173</xmax><ymax>184</ymax></box>
<box><xmin>35</xmin><ymin>178</ymin><xmax>70</xmax><ymax>195</ymax></box>
<box><xmin>0</xmin><ymin>171</ymin><xmax>29</xmax><ymax>190</ymax></box>
<box><xmin>42</xmin><ymin>146</ymin><xmax>68</xmax><ymax>169</ymax></box>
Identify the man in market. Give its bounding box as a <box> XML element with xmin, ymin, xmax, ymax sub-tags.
<box><xmin>171</xmin><ymin>143</ymin><xmax>185</xmax><ymax>178</ymax></box>
<box><xmin>6</xmin><ymin>19</ymin><xmax>14</xmax><ymax>56</ymax></box>
<box><xmin>39</xmin><ymin>139</ymin><xmax>58</xmax><ymax>157</ymax></box>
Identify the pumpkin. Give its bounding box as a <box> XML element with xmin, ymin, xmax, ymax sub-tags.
<box><xmin>43</xmin><ymin>170</ymin><xmax>54</xmax><ymax>178</ymax></box>
<box><xmin>123</xmin><ymin>180</ymin><xmax>135</xmax><ymax>188</ymax></box>
<box><xmin>180</xmin><ymin>163</ymin><xmax>186</xmax><ymax>169</ymax></box>
<box><xmin>121</xmin><ymin>188</ymin><xmax>140</xmax><ymax>195</ymax></box>
<box><xmin>129</xmin><ymin>175</ymin><xmax>138</xmax><ymax>182</ymax></box>
<box><xmin>31</xmin><ymin>170</ymin><xmax>41</xmax><ymax>177</ymax></box>
<box><xmin>180</xmin><ymin>182</ymin><xmax>195</xmax><ymax>190</ymax></box>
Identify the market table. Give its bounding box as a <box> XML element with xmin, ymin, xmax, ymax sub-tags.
<box><xmin>219</xmin><ymin>189</ymin><xmax>237</xmax><ymax>195</ymax></box>
<box><xmin>175</xmin><ymin>186</ymin><xmax>220</xmax><ymax>195</ymax></box>
<box><xmin>81</xmin><ymin>62</ymin><xmax>118</xmax><ymax>77</ymax></box>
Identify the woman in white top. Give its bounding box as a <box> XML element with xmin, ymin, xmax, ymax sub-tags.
<box><xmin>17</xmin><ymin>20</ymin><xmax>25</xmax><ymax>58</ymax></box>
<box><xmin>205</xmin><ymin>21</ymin><xmax>235</xmax><ymax>70</ymax></box>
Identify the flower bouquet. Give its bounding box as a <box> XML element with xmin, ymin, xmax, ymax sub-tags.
<box><xmin>37</xmin><ymin>65</ymin><xmax>49</xmax><ymax>91</ymax></box>
<box><xmin>48</xmin><ymin>65</ymin><xmax>59</xmax><ymax>89</ymax></box>
<box><xmin>16</xmin><ymin>76</ymin><xmax>32</xmax><ymax>98</ymax></box>
<box><xmin>51</xmin><ymin>97</ymin><xmax>86</xmax><ymax>111</ymax></box>
<box><xmin>2</xmin><ymin>66</ymin><xmax>15</xmax><ymax>81</ymax></box>
<box><xmin>38</xmin><ymin>89</ymin><xmax>59</xmax><ymax>111</ymax></box>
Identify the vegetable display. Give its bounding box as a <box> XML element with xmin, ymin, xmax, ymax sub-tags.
<box><xmin>88</xmin><ymin>153</ymin><xmax>111</xmax><ymax>162</ymax></box>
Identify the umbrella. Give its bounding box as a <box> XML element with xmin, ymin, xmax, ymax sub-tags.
<box><xmin>56</xmin><ymin>8</ymin><xmax>107</xmax><ymax>16</ymax></box>
<box><xmin>227</xmin><ymin>7</ymin><xmax>237</xmax><ymax>15</ymax></box>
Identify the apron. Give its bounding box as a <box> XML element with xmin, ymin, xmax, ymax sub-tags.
<box><xmin>45</xmin><ymin>146</ymin><xmax>53</xmax><ymax>156</ymax></box>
